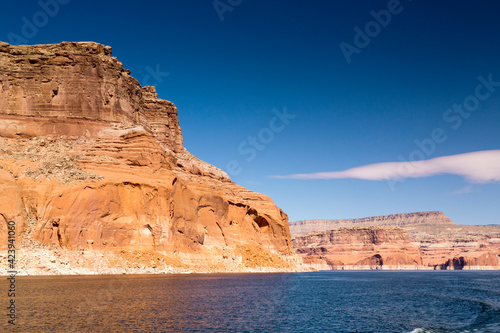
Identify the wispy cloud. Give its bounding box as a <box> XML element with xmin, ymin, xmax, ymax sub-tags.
<box><xmin>453</xmin><ymin>186</ymin><xmax>476</xmax><ymax>195</ymax></box>
<box><xmin>272</xmin><ymin>150</ymin><xmax>500</xmax><ymax>183</ymax></box>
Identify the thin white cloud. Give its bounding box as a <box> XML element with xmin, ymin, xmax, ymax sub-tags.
<box><xmin>453</xmin><ymin>186</ymin><xmax>475</xmax><ymax>195</ymax></box>
<box><xmin>273</xmin><ymin>150</ymin><xmax>500</xmax><ymax>183</ymax></box>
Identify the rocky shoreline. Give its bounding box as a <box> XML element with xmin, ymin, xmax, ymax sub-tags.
<box><xmin>1</xmin><ymin>249</ymin><xmax>306</xmax><ymax>276</ymax></box>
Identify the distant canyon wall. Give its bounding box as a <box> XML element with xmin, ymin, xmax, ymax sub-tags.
<box><xmin>292</xmin><ymin>212</ymin><xmax>500</xmax><ymax>270</ymax></box>
<box><xmin>290</xmin><ymin>211</ymin><xmax>454</xmax><ymax>237</ymax></box>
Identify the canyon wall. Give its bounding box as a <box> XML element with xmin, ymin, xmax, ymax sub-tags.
<box><xmin>290</xmin><ymin>211</ymin><xmax>454</xmax><ymax>237</ymax></box>
<box><xmin>292</xmin><ymin>212</ymin><xmax>500</xmax><ymax>270</ymax></box>
<box><xmin>0</xmin><ymin>41</ymin><xmax>303</xmax><ymax>275</ymax></box>
<box><xmin>293</xmin><ymin>227</ymin><xmax>423</xmax><ymax>270</ymax></box>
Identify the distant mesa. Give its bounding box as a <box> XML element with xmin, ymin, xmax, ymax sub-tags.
<box><xmin>290</xmin><ymin>211</ymin><xmax>454</xmax><ymax>237</ymax></box>
<box><xmin>291</xmin><ymin>211</ymin><xmax>500</xmax><ymax>270</ymax></box>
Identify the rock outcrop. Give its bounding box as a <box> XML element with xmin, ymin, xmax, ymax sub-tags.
<box><xmin>0</xmin><ymin>41</ymin><xmax>303</xmax><ymax>275</ymax></box>
<box><xmin>292</xmin><ymin>212</ymin><xmax>500</xmax><ymax>270</ymax></box>
<box><xmin>0</xmin><ymin>41</ymin><xmax>182</xmax><ymax>152</ymax></box>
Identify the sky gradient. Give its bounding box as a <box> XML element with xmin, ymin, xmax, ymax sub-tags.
<box><xmin>1</xmin><ymin>0</ymin><xmax>499</xmax><ymax>224</ymax></box>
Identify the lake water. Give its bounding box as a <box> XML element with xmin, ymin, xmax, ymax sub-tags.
<box><xmin>2</xmin><ymin>271</ymin><xmax>500</xmax><ymax>332</ymax></box>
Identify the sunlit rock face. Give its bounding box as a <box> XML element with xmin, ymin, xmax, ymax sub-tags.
<box><xmin>0</xmin><ymin>41</ymin><xmax>300</xmax><ymax>274</ymax></box>
<box><xmin>0</xmin><ymin>41</ymin><xmax>182</xmax><ymax>152</ymax></box>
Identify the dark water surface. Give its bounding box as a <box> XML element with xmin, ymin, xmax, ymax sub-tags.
<box><xmin>1</xmin><ymin>271</ymin><xmax>500</xmax><ymax>332</ymax></box>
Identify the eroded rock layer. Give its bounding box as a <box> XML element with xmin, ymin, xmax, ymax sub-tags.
<box><xmin>290</xmin><ymin>211</ymin><xmax>454</xmax><ymax>237</ymax></box>
<box><xmin>0</xmin><ymin>41</ymin><xmax>302</xmax><ymax>274</ymax></box>
<box><xmin>292</xmin><ymin>212</ymin><xmax>500</xmax><ymax>270</ymax></box>
<box><xmin>0</xmin><ymin>41</ymin><xmax>182</xmax><ymax>152</ymax></box>
<box><xmin>293</xmin><ymin>227</ymin><xmax>423</xmax><ymax>270</ymax></box>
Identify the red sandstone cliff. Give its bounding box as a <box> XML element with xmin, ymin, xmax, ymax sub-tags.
<box><xmin>0</xmin><ymin>41</ymin><xmax>302</xmax><ymax>274</ymax></box>
<box><xmin>293</xmin><ymin>227</ymin><xmax>423</xmax><ymax>270</ymax></box>
<box><xmin>292</xmin><ymin>212</ymin><xmax>500</xmax><ymax>270</ymax></box>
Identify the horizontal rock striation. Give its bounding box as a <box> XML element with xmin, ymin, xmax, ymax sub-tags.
<box><xmin>292</xmin><ymin>213</ymin><xmax>500</xmax><ymax>270</ymax></box>
<box><xmin>0</xmin><ymin>41</ymin><xmax>182</xmax><ymax>152</ymax></box>
<box><xmin>0</xmin><ymin>41</ymin><xmax>303</xmax><ymax>274</ymax></box>
<box><xmin>293</xmin><ymin>227</ymin><xmax>423</xmax><ymax>270</ymax></box>
<box><xmin>290</xmin><ymin>211</ymin><xmax>454</xmax><ymax>237</ymax></box>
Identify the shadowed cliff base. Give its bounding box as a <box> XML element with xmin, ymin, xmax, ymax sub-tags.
<box><xmin>291</xmin><ymin>212</ymin><xmax>500</xmax><ymax>270</ymax></box>
<box><xmin>0</xmin><ymin>41</ymin><xmax>310</xmax><ymax>275</ymax></box>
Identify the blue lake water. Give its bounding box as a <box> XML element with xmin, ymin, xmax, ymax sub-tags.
<box><xmin>2</xmin><ymin>271</ymin><xmax>500</xmax><ymax>332</ymax></box>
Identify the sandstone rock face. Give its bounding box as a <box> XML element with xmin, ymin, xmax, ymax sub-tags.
<box><xmin>0</xmin><ymin>41</ymin><xmax>182</xmax><ymax>152</ymax></box>
<box><xmin>0</xmin><ymin>41</ymin><xmax>302</xmax><ymax>275</ymax></box>
<box><xmin>290</xmin><ymin>211</ymin><xmax>454</xmax><ymax>237</ymax></box>
<box><xmin>293</xmin><ymin>227</ymin><xmax>423</xmax><ymax>270</ymax></box>
<box><xmin>292</xmin><ymin>212</ymin><xmax>500</xmax><ymax>270</ymax></box>
<box><xmin>142</xmin><ymin>86</ymin><xmax>183</xmax><ymax>153</ymax></box>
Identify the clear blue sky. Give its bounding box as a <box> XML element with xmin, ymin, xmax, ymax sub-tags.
<box><xmin>1</xmin><ymin>0</ymin><xmax>499</xmax><ymax>225</ymax></box>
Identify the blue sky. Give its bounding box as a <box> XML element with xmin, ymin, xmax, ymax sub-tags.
<box><xmin>1</xmin><ymin>0</ymin><xmax>499</xmax><ymax>225</ymax></box>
